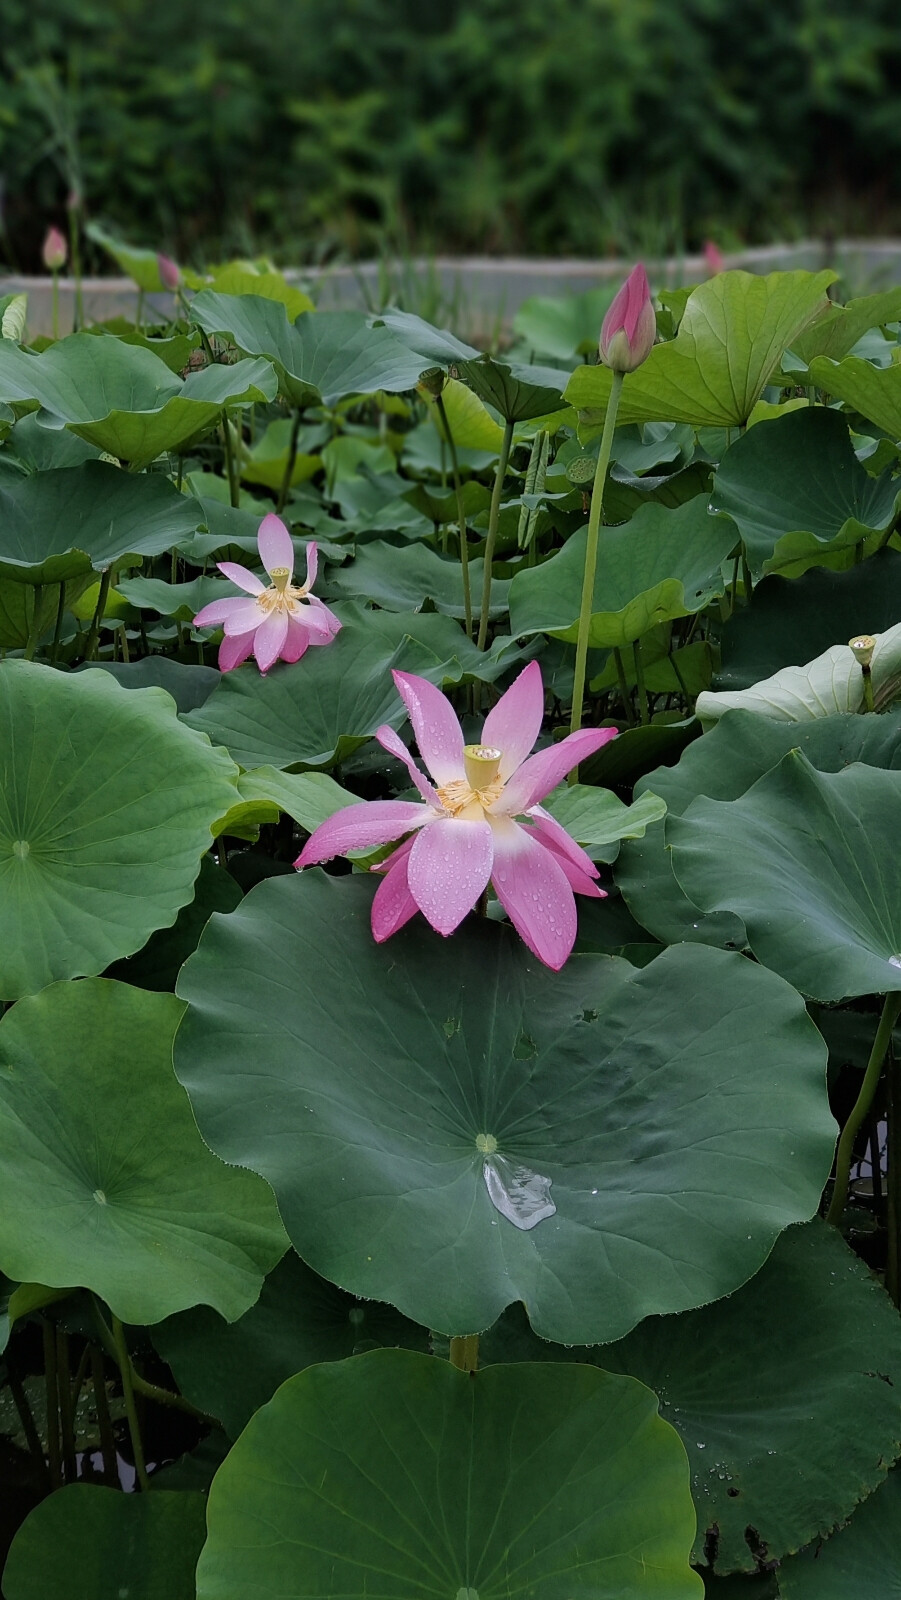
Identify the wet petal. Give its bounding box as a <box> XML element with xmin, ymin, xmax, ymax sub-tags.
<box><xmin>375</xmin><ymin>725</ymin><xmax>439</xmax><ymax>805</ymax></box>
<box><xmin>306</xmin><ymin>596</ymin><xmax>342</xmax><ymax>635</ymax></box>
<box><xmin>371</xmin><ymin>849</ymin><xmax>419</xmax><ymax>942</ymax></box>
<box><xmin>497</xmin><ymin>726</ymin><xmax>618</xmax><ymax>813</ymax></box>
<box><xmin>221</xmin><ymin>598</ymin><xmax>266</xmax><ymax>637</ymax></box>
<box><xmin>304</xmin><ymin>541</ymin><xmax>319</xmax><ymax>589</ymax></box>
<box><xmin>407</xmin><ymin>817</ymin><xmax>493</xmax><ymax>936</ymax></box>
<box><xmin>519</xmin><ymin>826</ymin><xmax>605</xmax><ymax>898</ymax></box>
<box><xmin>194</xmin><ymin>596</ymin><xmax>257</xmax><ymax>628</ymax></box>
<box><xmin>489</xmin><ymin>816</ymin><xmax>577</xmax><ymax>969</ymax></box>
<box><xmin>481</xmin><ymin>659</ymin><xmax>544</xmax><ymax>779</ymax></box>
<box><xmin>218</xmin><ymin>630</ymin><xmax>256</xmax><ymax>672</ymax></box>
<box><xmin>526</xmin><ymin>805</ymin><xmax>599</xmax><ymax>878</ymax></box>
<box><xmin>392</xmin><ymin>670</ymin><xmax>464</xmax><ymax>785</ymax></box>
<box><xmin>252</xmin><ymin>609</ymin><xmax>289</xmax><ymax>673</ymax></box>
<box><xmin>296</xmin><ymin>801</ymin><xmax>429</xmax><ymax>867</ymax></box>
<box><xmin>281</xmin><ymin>615</ymin><xmax>311</xmax><ymax>663</ymax></box>
<box><xmin>257</xmin><ymin>512</ymin><xmax>295</xmax><ymax>578</ymax></box>
<box><xmin>216</xmin><ymin>561</ymin><xmax>265</xmax><ymax>595</ymax></box>
<box><xmin>294</xmin><ymin>600</ymin><xmax>337</xmax><ymax>638</ymax></box>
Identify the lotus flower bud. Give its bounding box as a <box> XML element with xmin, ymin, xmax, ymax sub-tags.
<box><xmin>599</xmin><ymin>263</ymin><xmax>655</xmax><ymax>373</ymax></box>
<box><xmin>157</xmin><ymin>253</ymin><xmax>181</xmax><ymax>291</ymax></box>
<box><xmin>849</xmin><ymin>634</ymin><xmax>876</xmax><ymax>667</ymax></box>
<box><xmin>704</xmin><ymin>240</ymin><xmax>725</xmax><ymax>276</ymax></box>
<box><xmin>418</xmin><ymin>366</ymin><xmax>446</xmax><ymax>397</ymax></box>
<box><xmin>42</xmin><ymin>226</ymin><xmax>67</xmax><ymax>272</ymax></box>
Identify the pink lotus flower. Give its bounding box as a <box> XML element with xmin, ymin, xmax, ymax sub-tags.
<box><xmin>42</xmin><ymin>226</ymin><xmax>67</xmax><ymax>272</ymax></box>
<box><xmin>296</xmin><ymin>661</ymin><xmax>617</xmax><ymax>969</ymax></box>
<box><xmin>704</xmin><ymin>240</ymin><xmax>725</xmax><ymax>276</ymax></box>
<box><xmin>193</xmin><ymin>512</ymin><xmax>341</xmax><ymax>673</ymax></box>
<box><xmin>599</xmin><ymin>263</ymin><xmax>656</xmax><ymax>373</ymax></box>
<box><xmin>157</xmin><ymin>253</ymin><xmax>181</xmax><ymax>291</ymax></box>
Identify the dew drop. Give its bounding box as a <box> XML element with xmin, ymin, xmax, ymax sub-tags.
<box><xmin>483</xmin><ymin>1155</ymin><xmax>556</xmax><ymax>1231</ymax></box>
<box><xmin>889</xmin><ymin>955</ymin><xmax>901</xmax><ymax>970</ymax></box>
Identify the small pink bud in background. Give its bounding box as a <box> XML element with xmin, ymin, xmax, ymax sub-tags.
<box><xmin>157</xmin><ymin>253</ymin><xmax>181</xmax><ymax>291</ymax></box>
<box><xmin>704</xmin><ymin>240</ymin><xmax>725</xmax><ymax>276</ymax></box>
<box><xmin>42</xmin><ymin>226</ymin><xmax>67</xmax><ymax>272</ymax></box>
<box><xmin>599</xmin><ymin>263</ymin><xmax>655</xmax><ymax>373</ymax></box>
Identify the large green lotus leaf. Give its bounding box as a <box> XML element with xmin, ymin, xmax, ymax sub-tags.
<box><xmin>329</xmin><ymin>539</ymin><xmax>511</xmax><ymax>618</ymax></box>
<box><xmin>184</xmin><ymin>261</ymin><xmax>315</xmax><ymax>318</ymax></box>
<box><xmin>85</xmin><ymin>657</ymin><xmax>220</xmax><ymax>713</ymax></box>
<box><xmin>508</xmin><ymin>497</ymin><xmax>738</xmax><ymax>648</ymax></box>
<box><xmin>420</xmin><ymin>375</ymin><xmax>505</xmax><ymax>451</ymax></box>
<box><xmin>483</xmin><ymin>1222</ymin><xmax>901</xmax><ymax>1574</ymax></box>
<box><xmin>190</xmin><ymin>293</ymin><xmax>426</xmax><ymax>406</ymax></box>
<box><xmin>717</xmin><ymin>551</ymin><xmax>901</xmax><ymax>691</ymax></box>
<box><xmin>154</xmin><ymin>1250</ymin><xmax>429</xmax><ymax>1438</ymax></box>
<box><xmin>514</xmin><ymin>285</ymin><xmax>618</xmax><ymax>360</ymax></box>
<box><xmin>809</xmin><ymin>354</ymin><xmax>901</xmax><ymax>439</ymax></box>
<box><xmin>106</xmin><ymin>855</ymin><xmax>242</xmax><ymax>992</ymax></box>
<box><xmin>0</xmin><ymin>980</ymin><xmax>286</xmax><ymax>1322</ymax></box>
<box><xmin>195</xmin><ymin>1348</ymin><xmax>702</xmax><ymax>1600</ymax></box>
<box><xmin>542</xmin><ymin>782</ymin><xmax>667</xmax><ymax>863</ymax></box>
<box><xmin>777</xmin><ymin>1469</ymin><xmax>901</xmax><ymax>1599</ymax></box>
<box><xmin>342</xmin><ymin>603</ymin><xmax>532</xmax><ymax>685</ymax></box>
<box><xmin>184</xmin><ymin>616</ymin><xmax>461</xmax><ymax>770</ymax></box>
<box><xmin>713</xmin><ymin>407</ymin><xmax>901</xmax><ymax>578</ymax></box>
<box><xmin>174</xmin><ymin>872</ymin><xmax>834</xmax><ymax>1343</ymax></box>
<box><xmin>0</xmin><ymin>461</ymin><xmax>203</xmax><ymax>583</ymax></box>
<box><xmin>236</xmin><ymin>768</ymin><xmax>357</xmax><ymax>832</ymax></box>
<box><xmin>696</xmin><ymin>619</ymin><xmax>901</xmax><ymax>725</ymax></box>
<box><xmin>456</xmin><ymin>353</ymin><xmax>571</xmax><ymax>422</ymax></box>
<box><xmin>579</xmin><ymin>715</ymin><xmax>699</xmax><ymax>788</ymax></box>
<box><xmin>617</xmin><ymin>709</ymin><xmax>901</xmax><ymax>949</ymax></box>
<box><xmin>566</xmin><ymin>271</ymin><xmax>836</xmax><ymax>430</ymax></box>
<box><xmin>0</xmin><ymin>661</ymin><xmax>238</xmax><ymax>1000</ymax></box>
<box><xmin>791</xmin><ymin>288</ymin><xmax>901</xmax><ymax>365</ymax></box>
<box><xmin>2</xmin><ymin>1485</ymin><xmax>207</xmax><ymax>1600</ymax></box>
<box><xmin>84</xmin><ymin>319</ymin><xmax>200</xmax><ymax>374</ymax></box>
<box><xmin>64</xmin><ymin>358</ymin><xmax>278</xmax><ymax>466</ymax></box>
<box><xmin>86</xmin><ymin>220</ymin><xmax>174</xmax><ymax>292</ymax></box>
<box><xmin>118</xmin><ymin>574</ymin><xmax>224</xmax><ymax>621</ymax></box>
<box><xmin>669</xmin><ymin>752</ymin><xmax>901</xmax><ymax>1001</ymax></box>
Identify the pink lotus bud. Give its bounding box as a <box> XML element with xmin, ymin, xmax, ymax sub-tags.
<box><xmin>157</xmin><ymin>253</ymin><xmax>181</xmax><ymax>291</ymax></box>
<box><xmin>599</xmin><ymin>263</ymin><xmax>655</xmax><ymax>373</ymax></box>
<box><xmin>42</xmin><ymin>226</ymin><xmax>67</xmax><ymax>272</ymax></box>
<box><xmin>704</xmin><ymin>239</ymin><xmax>725</xmax><ymax>276</ymax></box>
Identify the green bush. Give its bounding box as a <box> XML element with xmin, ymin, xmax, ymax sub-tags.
<box><xmin>2</xmin><ymin>0</ymin><xmax>901</xmax><ymax>267</ymax></box>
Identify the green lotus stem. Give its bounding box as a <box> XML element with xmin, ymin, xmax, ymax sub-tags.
<box><xmin>69</xmin><ymin>213</ymin><xmax>84</xmax><ymax>333</ymax></box>
<box><xmin>477</xmin><ymin>418</ymin><xmax>515</xmax><ymax>651</ymax></box>
<box><xmin>83</xmin><ymin>568</ymin><xmax>112</xmax><ymax>662</ymax></box>
<box><xmin>42</xmin><ymin>1318</ymin><xmax>62</xmax><ymax>1488</ymax></box>
<box><xmin>90</xmin><ymin>1345</ymin><xmax>119</xmax><ymax>1486</ymax></box>
<box><xmin>569</xmin><ymin>369</ymin><xmax>624</xmax><ymax>737</ymax></box>
<box><xmin>828</xmin><ymin>993</ymin><xmax>901</xmax><ymax>1226</ymax></box>
<box><xmin>277</xmin><ymin>409</ymin><xmax>303</xmax><ymax>515</ymax></box>
<box><xmin>633</xmin><ymin>639</ymin><xmax>650</xmax><ymax>724</ymax></box>
<box><xmin>92</xmin><ymin>1297</ymin><xmax>212</xmax><ymax>1422</ymax></box>
<box><xmin>6</xmin><ymin>1360</ymin><xmax>49</xmax><ymax>1487</ymax></box>
<box><xmin>57</xmin><ymin>1326</ymin><xmax>77</xmax><ymax>1481</ymax></box>
<box><xmin>136</xmin><ymin>288</ymin><xmax>144</xmax><ymax>334</ymax></box>
<box><xmin>449</xmin><ymin>1334</ymin><xmax>479</xmax><ymax>1373</ymax></box>
<box><xmin>888</xmin><ymin>1049</ymin><xmax>901</xmax><ymax>1307</ymax></box>
<box><xmin>111</xmin><ymin>1314</ymin><xmax>150</xmax><ymax>1491</ymax></box>
<box><xmin>668</xmin><ymin>642</ymin><xmax>692</xmax><ymax>706</ymax></box>
<box><xmin>50</xmin><ymin>583</ymin><xmax>67</xmax><ymax>664</ymax></box>
<box><xmin>435</xmin><ymin>392</ymin><xmax>472</xmax><ymax>638</ymax></box>
<box><xmin>222</xmin><ymin>412</ymin><xmax>240</xmax><ymax>508</ymax></box>
<box><xmin>863</xmin><ymin>666</ymin><xmax>875</xmax><ymax>713</ymax></box>
<box><xmin>51</xmin><ymin>271</ymin><xmax>59</xmax><ymax>340</ymax></box>
<box><xmin>612</xmin><ymin>646</ymin><xmax>635</xmax><ymax>726</ymax></box>
<box><xmin>23</xmin><ymin>585</ymin><xmax>44</xmax><ymax>661</ymax></box>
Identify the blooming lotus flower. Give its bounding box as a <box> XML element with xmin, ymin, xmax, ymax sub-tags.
<box><xmin>193</xmin><ymin>512</ymin><xmax>341</xmax><ymax>673</ymax></box>
<box><xmin>703</xmin><ymin>239</ymin><xmax>725</xmax><ymax>276</ymax></box>
<box><xmin>157</xmin><ymin>253</ymin><xmax>181</xmax><ymax>291</ymax></box>
<box><xmin>42</xmin><ymin>226</ymin><xmax>67</xmax><ymax>272</ymax></box>
<box><xmin>296</xmin><ymin>661</ymin><xmax>617</xmax><ymax>969</ymax></box>
<box><xmin>599</xmin><ymin>263</ymin><xmax>656</xmax><ymax>373</ymax></box>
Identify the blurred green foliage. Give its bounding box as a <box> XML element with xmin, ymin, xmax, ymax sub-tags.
<box><xmin>2</xmin><ymin>0</ymin><xmax>900</xmax><ymax>269</ymax></box>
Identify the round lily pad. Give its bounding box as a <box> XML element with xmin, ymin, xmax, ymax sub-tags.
<box><xmin>195</xmin><ymin>1349</ymin><xmax>702</xmax><ymax>1600</ymax></box>
<box><xmin>2</xmin><ymin>1486</ymin><xmax>207</xmax><ymax>1600</ymax></box>
<box><xmin>777</xmin><ymin>1469</ymin><xmax>901</xmax><ymax>1599</ymax></box>
<box><xmin>174</xmin><ymin>871</ymin><xmax>835</xmax><ymax>1344</ymax></box>
<box><xmin>0</xmin><ymin>979</ymin><xmax>286</xmax><ymax>1323</ymax></box>
<box><xmin>668</xmin><ymin>751</ymin><xmax>901</xmax><ymax>1001</ymax></box>
<box><xmin>0</xmin><ymin>661</ymin><xmax>238</xmax><ymax>999</ymax></box>
<box><xmin>153</xmin><ymin>1249</ymin><xmax>430</xmax><ymax>1438</ymax></box>
<box><xmin>483</xmin><ymin>1221</ymin><xmax>901</xmax><ymax>1574</ymax></box>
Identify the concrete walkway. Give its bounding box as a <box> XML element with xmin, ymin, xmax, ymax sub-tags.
<box><xmin>5</xmin><ymin>240</ymin><xmax>901</xmax><ymax>339</ymax></box>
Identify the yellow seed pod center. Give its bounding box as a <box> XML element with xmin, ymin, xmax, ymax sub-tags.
<box><xmin>269</xmin><ymin>567</ymin><xmax>291</xmax><ymax>594</ymax></box>
<box><xmin>463</xmin><ymin>744</ymin><xmax>502</xmax><ymax>789</ymax></box>
<box><xmin>849</xmin><ymin>634</ymin><xmax>876</xmax><ymax>667</ymax></box>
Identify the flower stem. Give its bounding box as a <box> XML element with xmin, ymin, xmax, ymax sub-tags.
<box><xmin>23</xmin><ymin>585</ymin><xmax>44</xmax><ymax>661</ymax></box>
<box><xmin>827</xmin><ymin>993</ymin><xmax>901</xmax><ymax>1225</ymax></box>
<box><xmin>51</xmin><ymin>271</ymin><xmax>59</xmax><ymax>341</ymax></box>
<box><xmin>277</xmin><ymin>409</ymin><xmax>303</xmax><ymax>515</ymax></box>
<box><xmin>50</xmin><ymin>583</ymin><xmax>67</xmax><ymax>664</ymax></box>
<box><xmin>633</xmin><ymin>639</ymin><xmax>650</xmax><ymax>724</ymax></box>
<box><xmin>862</xmin><ymin>664</ymin><xmax>875</xmax><ymax>713</ymax></box>
<box><xmin>111</xmin><ymin>1314</ymin><xmax>150</xmax><ymax>1491</ymax></box>
<box><xmin>82</xmin><ymin>568</ymin><xmax>112</xmax><ymax>662</ymax></box>
<box><xmin>569</xmin><ymin>369</ymin><xmax>624</xmax><ymax>738</ymax></box>
<box><xmin>887</xmin><ymin>1043</ymin><xmax>901</xmax><ymax>1307</ymax></box>
<box><xmin>449</xmin><ymin>1335</ymin><xmax>479</xmax><ymax>1373</ymax></box>
<box><xmin>222</xmin><ymin>412</ymin><xmax>240</xmax><ymax>509</ymax></box>
<box><xmin>435</xmin><ymin>393</ymin><xmax>472</xmax><ymax>638</ymax></box>
<box><xmin>477</xmin><ymin>418</ymin><xmax>515</xmax><ymax>651</ymax></box>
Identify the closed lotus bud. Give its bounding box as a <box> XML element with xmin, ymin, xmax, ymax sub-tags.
<box><xmin>157</xmin><ymin>253</ymin><xmax>181</xmax><ymax>291</ymax></box>
<box><xmin>418</xmin><ymin>366</ymin><xmax>446</xmax><ymax>397</ymax></box>
<box><xmin>42</xmin><ymin>226</ymin><xmax>67</xmax><ymax>272</ymax></box>
<box><xmin>704</xmin><ymin>239</ymin><xmax>725</xmax><ymax>275</ymax></box>
<box><xmin>599</xmin><ymin>263</ymin><xmax>655</xmax><ymax>373</ymax></box>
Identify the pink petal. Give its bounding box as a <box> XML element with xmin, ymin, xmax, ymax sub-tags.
<box><xmin>216</xmin><ymin>561</ymin><xmax>265</xmax><ymax>595</ymax></box>
<box><xmin>407</xmin><ymin>818</ymin><xmax>493</xmax><ymax>936</ymax></box>
<box><xmin>281</xmin><ymin>615</ymin><xmax>311</xmax><ymax>663</ymax></box>
<box><xmin>296</xmin><ymin>800</ymin><xmax>428</xmax><ymax>867</ymax></box>
<box><xmin>293</xmin><ymin>600</ymin><xmax>336</xmax><ymax>638</ymax></box>
<box><xmin>375</xmin><ymin>725</ymin><xmax>440</xmax><ymax>805</ymax></box>
<box><xmin>307</xmin><ymin>596</ymin><xmax>342</xmax><ymax>636</ymax></box>
<box><xmin>525</xmin><ymin>805</ymin><xmax>600</xmax><ymax>878</ymax></box>
<box><xmin>623</xmin><ymin>262</ymin><xmax>651</xmax><ymax>342</ymax></box>
<box><xmin>257</xmin><ymin>513</ymin><xmax>295</xmax><ymax>578</ymax></box>
<box><xmin>489</xmin><ymin>817</ymin><xmax>577</xmax><ymax>970</ymax></box>
<box><xmin>304</xmin><ymin>542</ymin><xmax>319</xmax><ymax>589</ymax></box>
<box><xmin>371</xmin><ymin>849</ymin><xmax>420</xmax><ymax>942</ymax></box>
<box><xmin>519</xmin><ymin>825</ymin><xmax>606</xmax><ymax>898</ymax></box>
<box><xmin>481</xmin><ymin>659</ymin><xmax>545</xmax><ymax>780</ymax></box>
<box><xmin>392</xmin><ymin>670</ymin><xmax>464</xmax><ymax>786</ymax></box>
<box><xmin>194</xmin><ymin>596</ymin><xmax>258</xmax><ymax>628</ymax></box>
<box><xmin>218</xmin><ymin>631</ymin><xmax>256</xmax><ymax>671</ymax></box>
<box><xmin>252</xmin><ymin>609</ymin><xmax>289</xmax><ymax>673</ymax></box>
<box><xmin>498</xmin><ymin>726</ymin><xmax>618</xmax><ymax>814</ymax></box>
